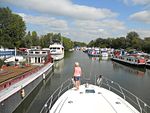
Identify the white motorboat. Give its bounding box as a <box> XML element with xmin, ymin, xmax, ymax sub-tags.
<box><xmin>100</xmin><ymin>48</ymin><xmax>109</xmax><ymax>57</ymax></box>
<box><xmin>49</xmin><ymin>43</ymin><xmax>64</xmax><ymax>60</ymax></box>
<box><xmin>40</xmin><ymin>76</ymin><xmax>150</xmax><ymax>113</ymax></box>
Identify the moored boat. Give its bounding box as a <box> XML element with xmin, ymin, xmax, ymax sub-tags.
<box><xmin>40</xmin><ymin>76</ymin><xmax>150</xmax><ymax>113</ymax></box>
<box><xmin>88</xmin><ymin>48</ymin><xmax>100</xmax><ymax>57</ymax></box>
<box><xmin>146</xmin><ymin>60</ymin><xmax>150</xmax><ymax>69</ymax></box>
<box><xmin>49</xmin><ymin>43</ymin><xmax>64</xmax><ymax>60</ymax></box>
<box><xmin>100</xmin><ymin>48</ymin><xmax>109</xmax><ymax>57</ymax></box>
<box><xmin>111</xmin><ymin>55</ymin><xmax>146</xmax><ymax>68</ymax></box>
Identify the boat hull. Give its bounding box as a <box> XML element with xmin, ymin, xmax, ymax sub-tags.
<box><xmin>146</xmin><ymin>63</ymin><xmax>150</xmax><ymax>69</ymax></box>
<box><xmin>51</xmin><ymin>53</ymin><xmax>64</xmax><ymax>61</ymax></box>
<box><xmin>88</xmin><ymin>53</ymin><xmax>100</xmax><ymax>57</ymax></box>
<box><xmin>111</xmin><ymin>57</ymin><xmax>145</xmax><ymax>68</ymax></box>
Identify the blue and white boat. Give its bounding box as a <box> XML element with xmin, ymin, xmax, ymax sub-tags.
<box><xmin>88</xmin><ymin>48</ymin><xmax>100</xmax><ymax>57</ymax></box>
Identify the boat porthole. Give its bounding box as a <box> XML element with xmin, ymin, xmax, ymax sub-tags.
<box><xmin>68</xmin><ymin>101</ymin><xmax>73</xmax><ymax>104</ymax></box>
<box><xmin>115</xmin><ymin>102</ymin><xmax>121</xmax><ymax>104</ymax></box>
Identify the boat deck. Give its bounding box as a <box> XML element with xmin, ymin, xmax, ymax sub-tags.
<box><xmin>0</xmin><ymin>65</ymin><xmax>37</xmax><ymax>83</ymax></box>
<box><xmin>0</xmin><ymin>63</ymin><xmax>53</xmax><ymax>103</ymax></box>
<box><xmin>50</xmin><ymin>84</ymin><xmax>139</xmax><ymax>113</ymax></box>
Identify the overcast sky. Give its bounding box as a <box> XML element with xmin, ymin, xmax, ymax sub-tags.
<box><xmin>1</xmin><ymin>0</ymin><xmax>150</xmax><ymax>42</ymax></box>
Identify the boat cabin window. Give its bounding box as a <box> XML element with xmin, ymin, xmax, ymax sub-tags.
<box><xmin>50</xmin><ymin>47</ymin><xmax>60</xmax><ymax>50</ymax></box>
<box><xmin>42</xmin><ymin>52</ymin><xmax>46</xmax><ymax>54</ymax></box>
<box><xmin>35</xmin><ymin>52</ymin><xmax>40</xmax><ymax>54</ymax></box>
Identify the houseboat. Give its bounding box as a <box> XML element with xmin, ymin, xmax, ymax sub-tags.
<box><xmin>49</xmin><ymin>43</ymin><xmax>64</xmax><ymax>60</ymax></box>
<box><xmin>26</xmin><ymin>46</ymin><xmax>52</xmax><ymax>65</ymax></box>
<box><xmin>0</xmin><ymin>46</ymin><xmax>54</xmax><ymax>113</ymax></box>
<box><xmin>88</xmin><ymin>48</ymin><xmax>100</xmax><ymax>57</ymax></box>
<box><xmin>40</xmin><ymin>76</ymin><xmax>150</xmax><ymax>113</ymax></box>
<box><xmin>111</xmin><ymin>55</ymin><xmax>146</xmax><ymax>67</ymax></box>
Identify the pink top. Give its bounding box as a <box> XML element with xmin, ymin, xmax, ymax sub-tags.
<box><xmin>74</xmin><ymin>67</ymin><xmax>82</xmax><ymax>77</ymax></box>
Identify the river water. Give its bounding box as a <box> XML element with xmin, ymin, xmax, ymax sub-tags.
<box><xmin>14</xmin><ymin>51</ymin><xmax>150</xmax><ymax>113</ymax></box>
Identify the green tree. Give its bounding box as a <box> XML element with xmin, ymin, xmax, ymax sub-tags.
<box><xmin>143</xmin><ymin>37</ymin><xmax>150</xmax><ymax>53</ymax></box>
<box><xmin>23</xmin><ymin>31</ymin><xmax>32</xmax><ymax>48</ymax></box>
<box><xmin>40</xmin><ymin>33</ymin><xmax>53</xmax><ymax>48</ymax></box>
<box><xmin>126</xmin><ymin>31</ymin><xmax>142</xmax><ymax>50</ymax></box>
<box><xmin>31</xmin><ymin>31</ymin><xmax>39</xmax><ymax>46</ymax></box>
<box><xmin>62</xmin><ymin>37</ymin><xmax>74</xmax><ymax>50</ymax></box>
<box><xmin>0</xmin><ymin>7</ymin><xmax>26</xmax><ymax>48</ymax></box>
<box><xmin>74</xmin><ymin>41</ymin><xmax>87</xmax><ymax>47</ymax></box>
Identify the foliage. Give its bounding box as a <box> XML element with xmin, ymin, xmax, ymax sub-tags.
<box><xmin>87</xmin><ymin>31</ymin><xmax>150</xmax><ymax>53</ymax></box>
<box><xmin>40</xmin><ymin>33</ymin><xmax>53</xmax><ymax>48</ymax></box>
<box><xmin>0</xmin><ymin>7</ymin><xmax>26</xmax><ymax>48</ymax></box>
<box><xmin>143</xmin><ymin>37</ymin><xmax>150</xmax><ymax>53</ymax></box>
<box><xmin>63</xmin><ymin>37</ymin><xmax>74</xmax><ymax>50</ymax></box>
<box><xmin>74</xmin><ymin>41</ymin><xmax>87</xmax><ymax>47</ymax></box>
<box><xmin>0</xmin><ymin>59</ymin><xmax>4</xmax><ymax>68</ymax></box>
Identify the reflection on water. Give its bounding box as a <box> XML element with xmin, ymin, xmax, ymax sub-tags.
<box><xmin>54</xmin><ymin>59</ymin><xmax>64</xmax><ymax>74</ymax></box>
<box><xmin>112</xmin><ymin>61</ymin><xmax>146</xmax><ymax>76</ymax></box>
<box><xmin>100</xmin><ymin>56</ymin><xmax>109</xmax><ymax>61</ymax></box>
<box><xmin>88</xmin><ymin>56</ymin><xmax>100</xmax><ymax>61</ymax></box>
<box><xmin>88</xmin><ymin>56</ymin><xmax>109</xmax><ymax>61</ymax></box>
<box><xmin>146</xmin><ymin>69</ymin><xmax>150</xmax><ymax>76</ymax></box>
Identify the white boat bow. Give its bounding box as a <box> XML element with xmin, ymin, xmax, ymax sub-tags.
<box><xmin>40</xmin><ymin>76</ymin><xmax>150</xmax><ymax>113</ymax></box>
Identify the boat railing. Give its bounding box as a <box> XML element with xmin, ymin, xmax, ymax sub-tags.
<box><xmin>94</xmin><ymin>76</ymin><xmax>150</xmax><ymax>113</ymax></box>
<box><xmin>40</xmin><ymin>76</ymin><xmax>150</xmax><ymax>113</ymax></box>
<box><xmin>40</xmin><ymin>78</ymin><xmax>73</xmax><ymax>113</ymax></box>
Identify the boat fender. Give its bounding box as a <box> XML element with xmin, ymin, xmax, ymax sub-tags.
<box><xmin>43</xmin><ymin>74</ymin><xmax>46</xmax><ymax>79</ymax></box>
<box><xmin>97</xmin><ymin>75</ymin><xmax>102</xmax><ymax>86</ymax></box>
<box><xmin>20</xmin><ymin>89</ymin><xmax>25</xmax><ymax>98</ymax></box>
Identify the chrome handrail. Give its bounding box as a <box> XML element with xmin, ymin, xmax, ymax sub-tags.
<box><xmin>40</xmin><ymin>78</ymin><xmax>73</xmax><ymax>113</ymax></box>
<box><xmin>40</xmin><ymin>76</ymin><xmax>150</xmax><ymax>113</ymax></box>
<box><xmin>94</xmin><ymin>76</ymin><xmax>150</xmax><ymax>113</ymax></box>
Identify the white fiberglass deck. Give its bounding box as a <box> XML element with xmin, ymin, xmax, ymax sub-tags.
<box><xmin>50</xmin><ymin>84</ymin><xmax>139</xmax><ymax>113</ymax></box>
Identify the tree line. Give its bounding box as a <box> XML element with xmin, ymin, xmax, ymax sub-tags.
<box><xmin>0</xmin><ymin>7</ymin><xmax>86</xmax><ymax>51</ymax></box>
<box><xmin>0</xmin><ymin>7</ymin><xmax>150</xmax><ymax>53</ymax></box>
<box><xmin>88</xmin><ymin>32</ymin><xmax>150</xmax><ymax>53</ymax></box>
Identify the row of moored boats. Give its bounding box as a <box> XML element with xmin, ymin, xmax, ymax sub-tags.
<box><xmin>111</xmin><ymin>50</ymin><xmax>150</xmax><ymax>68</ymax></box>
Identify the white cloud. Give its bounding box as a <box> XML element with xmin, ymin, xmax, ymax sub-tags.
<box><xmin>129</xmin><ymin>10</ymin><xmax>150</xmax><ymax>23</ymax></box>
<box><xmin>3</xmin><ymin>0</ymin><xmax>117</xmax><ymax>20</ymax></box>
<box><xmin>132</xmin><ymin>0</ymin><xmax>150</xmax><ymax>5</ymax></box>
<box><xmin>68</xmin><ymin>19</ymin><xmax>126</xmax><ymax>42</ymax></box>
<box><xmin>17</xmin><ymin>13</ymin><xmax>68</xmax><ymax>29</ymax></box>
<box><xmin>127</xmin><ymin>29</ymin><xmax>150</xmax><ymax>38</ymax></box>
<box><xmin>74</xmin><ymin>19</ymin><xmax>126</xmax><ymax>31</ymax></box>
<box><xmin>136</xmin><ymin>29</ymin><xmax>150</xmax><ymax>38</ymax></box>
<box><xmin>16</xmin><ymin>10</ymin><xmax>125</xmax><ymax>42</ymax></box>
<box><xmin>123</xmin><ymin>0</ymin><xmax>150</xmax><ymax>5</ymax></box>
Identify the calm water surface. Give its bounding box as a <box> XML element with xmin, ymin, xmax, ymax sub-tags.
<box><xmin>14</xmin><ymin>51</ymin><xmax>150</xmax><ymax>113</ymax></box>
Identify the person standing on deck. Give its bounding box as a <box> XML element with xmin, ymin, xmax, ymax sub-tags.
<box><xmin>73</xmin><ymin>62</ymin><xmax>82</xmax><ymax>90</ymax></box>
